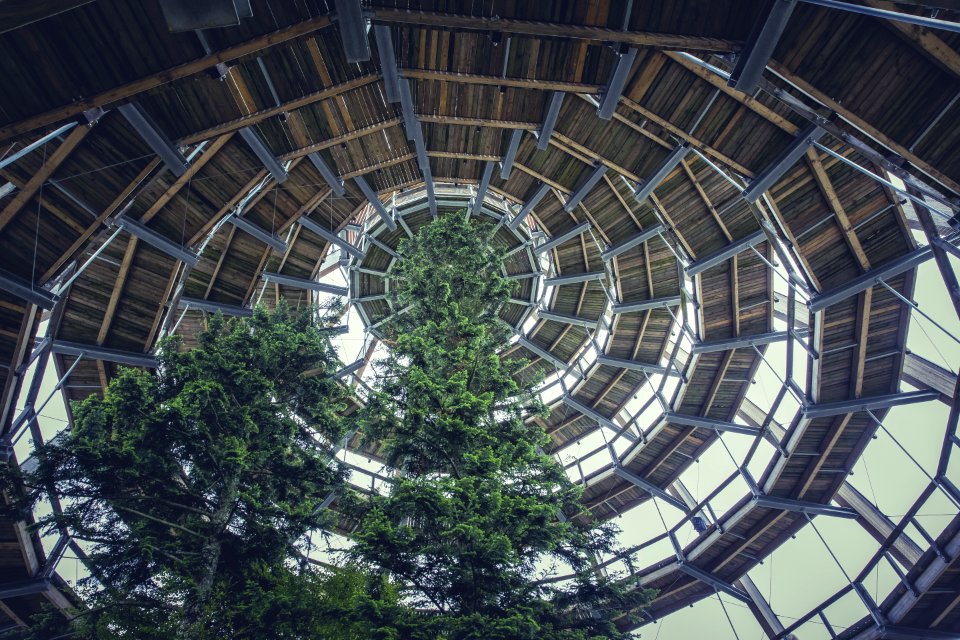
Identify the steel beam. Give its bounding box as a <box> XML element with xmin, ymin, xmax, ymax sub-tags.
<box><xmin>753</xmin><ymin>494</ymin><xmax>858</xmax><ymax>518</ymax></box>
<box><xmin>685</xmin><ymin>229</ymin><xmax>766</xmax><ymax>277</ymax></box>
<box><xmin>538</xmin><ymin>309</ymin><xmax>602</xmax><ymax>329</ymax></box>
<box><xmin>0</xmin><ymin>578</ymin><xmax>51</xmax><ymax>600</ymax></box>
<box><xmin>261</xmin><ymin>272</ymin><xmax>347</xmax><ymax>295</ymax></box>
<box><xmin>728</xmin><ymin>0</ymin><xmax>798</xmax><ymax>93</ymax></box>
<box><xmin>596</xmin><ymin>355</ymin><xmax>674</xmax><ymax>376</ymax></box>
<box><xmin>373</xmin><ymin>24</ymin><xmax>399</xmax><ymax>103</ymax></box>
<box><xmin>597</xmin><ymin>47</ymin><xmax>639</xmax><ymax>120</ymax></box>
<box><xmin>178</xmin><ymin>296</ymin><xmax>253</xmax><ymax>317</ymax></box>
<box><xmin>516</xmin><ymin>336</ymin><xmax>568</xmax><ymax>370</ymax></box>
<box><xmin>472</xmin><ymin>161</ymin><xmax>495</xmax><ymax>215</ymax></box>
<box><xmin>117</xmin><ymin>103</ymin><xmax>189</xmax><ymax>176</ymax></box>
<box><xmin>334</xmin><ymin>359</ymin><xmax>365</xmax><ymax>378</ymax></box>
<box><xmin>0</xmin><ymin>268</ymin><xmax>58</xmax><ymax>310</ymax></box>
<box><xmin>228</xmin><ymin>215</ymin><xmax>287</xmax><ymax>252</ymax></box>
<box><xmin>677</xmin><ymin>563</ymin><xmax>751</xmax><ymax>603</ymax></box>
<box><xmin>562</xmin><ymin>395</ymin><xmax>619</xmax><ymax>431</ymax></box>
<box><xmin>807</xmin><ymin>246</ymin><xmax>934</xmax><ymax>312</ymax></box>
<box><xmin>611</xmin><ymin>295</ymin><xmax>682</xmax><ymax>314</ymax></box>
<box><xmin>334</xmin><ymin>0</ymin><xmax>370</xmax><ymax>63</ymax></box>
<box><xmin>634</xmin><ymin>144</ymin><xmax>690</xmax><ymax>203</ymax></box>
<box><xmin>114</xmin><ymin>216</ymin><xmax>199</xmax><ymax>266</ymax></box>
<box><xmin>0</xmin><ymin>122</ymin><xmax>77</xmax><ymax>172</ymax></box>
<box><xmin>365</xmin><ymin>235</ymin><xmax>400</xmax><ymax>259</ymax></box>
<box><xmin>510</xmin><ymin>182</ymin><xmax>551</xmax><ymax>230</ymax></box>
<box><xmin>398</xmin><ymin>78</ymin><xmax>418</xmax><ymax>142</ymax></box>
<box><xmin>664</xmin><ymin>411</ymin><xmax>759</xmax><ymax>436</ymax></box>
<box><xmin>691</xmin><ymin>330</ymin><xmax>788</xmax><ymax>354</ymax></box>
<box><xmin>535</xmin><ymin>221</ymin><xmax>592</xmax><ymax>255</ymax></box>
<box><xmin>878</xmin><ymin>627</ymin><xmax>960</xmax><ymax>639</ymax></box>
<box><xmin>564</xmin><ymin>163</ymin><xmax>608</xmax><ymax>211</ymax></box>
<box><xmin>544</xmin><ymin>271</ymin><xmax>605</xmax><ymax>286</ymax></box>
<box><xmin>601</xmin><ymin>224</ymin><xmax>664</xmax><ymax>262</ymax></box>
<box><xmin>238</xmin><ymin>126</ymin><xmax>287</xmax><ymax>184</ymax></box>
<box><xmin>537</xmin><ymin>91</ymin><xmax>564</xmax><ymax>150</ymax></box>
<box><xmin>353</xmin><ymin>175</ymin><xmax>396</xmax><ymax>231</ymax></box>
<box><xmin>742</xmin><ymin>122</ymin><xmax>824</xmax><ymax>202</ymax></box>
<box><xmin>307</xmin><ymin>152</ymin><xmax>345</xmax><ymax>196</ymax></box>
<box><xmin>613</xmin><ymin>466</ymin><xmax>688</xmax><ymax>511</ymax></box>
<box><xmin>299</xmin><ymin>216</ymin><xmax>365</xmax><ymax>260</ymax></box>
<box><xmin>51</xmin><ymin>340</ymin><xmax>158</xmax><ymax>368</ymax></box>
<box><xmin>802</xmin><ymin>390</ymin><xmax>939</xmax><ymax>419</ymax></box>
<box><xmin>500</xmin><ymin>129</ymin><xmax>523</xmax><ymax>180</ymax></box>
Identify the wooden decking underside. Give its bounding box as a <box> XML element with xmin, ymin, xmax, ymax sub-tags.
<box><xmin>1</xmin><ymin>0</ymin><xmax>958</xmax><ymax>633</ymax></box>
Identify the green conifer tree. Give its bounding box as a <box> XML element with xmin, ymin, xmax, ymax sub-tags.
<box><xmin>2</xmin><ymin>303</ymin><xmax>392</xmax><ymax>639</ymax></box>
<box><xmin>348</xmin><ymin>213</ymin><xmax>653</xmax><ymax>639</ymax></box>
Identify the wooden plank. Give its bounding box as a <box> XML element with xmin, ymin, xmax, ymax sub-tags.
<box><xmin>865</xmin><ymin>1</ymin><xmax>960</xmax><ymax>80</ymax></box>
<box><xmin>279</xmin><ymin>118</ymin><xmax>402</xmax><ymax>161</ymax></box>
<box><xmin>767</xmin><ymin>60</ymin><xmax>960</xmax><ymax>195</ymax></box>
<box><xmin>399</xmin><ymin>70</ymin><xmax>602</xmax><ymax>94</ymax></box>
<box><xmin>40</xmin><ymin>158</ymin><xmax>162</xmax><ymax>283</ymax></box>
<box><xmin>140</xmin><ymin>133</ymin><xmax>233</xmax><ymax>224</ymax></box>
<box><xmin>0</xmin><ymin>124</ymin><xmax>91</xmax><ymax>232</ymax></box>
<box><xmin>806</xmin><ymin>149</ymin><xmax>871</xmax><ymax>271</ymax></box>
<box><xmin>97</xmin><ymin>237</ymin><xmax>138</xmax><ymax>345</ymax></box>
<box><xmin>0</xmin><ymin>15</ymin><xmax>335</xmax><ymax>142</ymax></box>
<box><xmin>370</xmin><ymin>8</ymin><xmax>739</xmax><ymax>52</ymax></box>
<box><xmin>178</xmin><ymin>76</ymin><xmax>380</xmax><ymax>145</ymax></box>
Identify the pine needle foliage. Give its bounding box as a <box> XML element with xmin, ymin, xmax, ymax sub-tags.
<box><xmin>348</xmin><ymin>213</ymin><xmax>654</xmax><ymax>639</ymax></box>
<box><xmin>2</xmin><ymin>303</ymin><xmax>388</xmax><ymax>639</ymax></box>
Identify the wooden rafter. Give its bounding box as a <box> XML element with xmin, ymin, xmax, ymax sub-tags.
<box><xmin>0</xmin><ymin>16</ymin><xmax>334</xmax><ymax>142</ymax></box>
<box><xmin>805</xmin><ymin>149</ymin><xmax>871</xmax><ymax>271</ymax></box>
<box><xmin>0</xmin><ymin>124</ymin><xmax>91</xmax><ymax>233</ymax></box>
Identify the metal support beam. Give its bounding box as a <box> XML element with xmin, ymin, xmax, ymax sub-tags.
<box><xmin>597</xmin><ymin>47</ymin><xmax>639</xmax><ymax>120</ymax></box>
<box><xmin>634</xmin><ymin>144</ymin><xmax>690</xmax><ymax>203</ymax></box>
<box><xmin>299</xmin><ymin>215</ymin><xmax>365</xmax><ymax>260</ymax></box>
<box><xmin>663</xmin><ymin>411</ymin><xmax>759</xmax><ymax>436</ymax></box>
<box><xmin>802</xmin><ymin>390</ymin><xmax>939</xmax><ymax>419</ymax></box>
<box><xmin>500</xmin><ymin>129</ymin><xmax>523</xmax><ymax>180</ymax></box>
<box><xmin>742</xmin><ymin>123</ymin><xmax>825</xmax><ymax>202</ymax></box>
<box><xmin>472</xmin><ymin>161</ymin><xmax>495</xmax><ymax>215</ymax></box>
<box><xmin>398</xmin><ymin>78</ymin><xmax>419</xmax><ymax>142</ymax></box>
<box><xmin>808</xmin><ymin>246</ymin><xmax>934</xmax><ymax>312</ymax></box>
<box><xmin>596</xmin><ymin>355</ymin><xmax>674</xmax><ymax>376</ymax></box>
<box><xmin>307</xmin><ymin>152</ymin><xmax>345</xmax><ymax>196</ymax></box>
<box><xmin>178</xmin><ymin>296</ymin><xmax>253</xmax><ymax>317</ymax></box>
<box><xmin>516</xmin><ymin>336</ymin><xmax>568</xmax><ymax>370</ymax></box>
<box><xmin>261</xmin><ymin>272</ymin><xmax>347</xmax><ymax>295</ymax></box>
<box><xmin>373</xmin><ymin>25</ymin><xmax>399</xmax><ymax>103</ymax></box>
<box><xmin>535</xmin><ymin>221</ymin><xmax>592</xmax><ymax>255</ymax></box>
<box><xmin>614</xmin><ymin>466</ymin><xmax>688</xmax><ymax>511</ymax></box>
<box><xmin>114</xmin><ymin>217</ymin><xmax>199</xmax><ymax>266</ymax></box>
<box><xmin>611</xmin><ymin>295</ymin><xmax>682</xmax><ymax>314</ymax></box>
<box><xmin>538</xmin><ymin>309</ymin><xmax>602</xmax><ymax>329</ymax></box>
<box><xmin>353</xmin><ymin>175</ymin><xmax>396</xmax><ymax>231</ymax></box>
<box><xmin>691</xmin><ymin>330</ymin><xmax>788</xmax><ymax>354</ymax></box>
<box><xmin>564</xmin><ymin>163</ymin><xmax>608</xmax><ymax>211</ymax></box>
<box><xmin>562</xmin><ymin>395</ymin><xmax>619</xmax><ymax>432</ymax></box>
<box><xmin>544</xmin><ymin>271</ymin><xmax>605</xmax><ymax>286</ymax></box>
<box><xmin>878</xmin><ymin>627</ymin><xmax>960</xmax><ymax>639</ymax></box>
<box><xmin>601</xmin><ymin>224</ymin><xmax>664</xmax><ymax>262</ymax></box>
<box><xmin>334</xmin><ymin>359</ymin><xmax>365</xmax><ymax>378</ymax></box>
<box><xmin>0</xmin><ymin>268</ymin><xmax>58</xmax><ymax>310</ymax></box>
<box><xmin>0</xmin><ymin>578</ymin><xmax>51</xmax><ymax>600</ymax></box>
<box><xmin>753</xmin><ymin>494</ymin><xmax>858</xmax><ymax>518</ymax></box>
<box><xmin>334</xmin><ymin>0</ymin><xmax>370</xmax><ymax>63</ymax></box>
<box><xmin>365</xmin><ymin>235</ymin><xmax>399</xmax><ymax>260</ymax></box>
<box><xmin>117</xmin><ymin>103</ymin><xmax>189</xmax><ymax>176</ymax></box>
<box><xmin>510</xmin><ymin>182</ymin><xmax>551</xmax><ymax>230</ymax></box>
<box><xmin>228</xmin><ymin>215</ymin><xmax>287</xmax><ymax>252</ymax></box>
<box><xmin>677</xmin><ymin>563</ymin><xmax>752</xmax><ymax>603</ymax></box>
<box><xmin>0</xmin><ymin>122</ymin><xmax>77</xmax><ymax>172</ymax></box>
<box><xmin>537</xmin><ymin>91</ymin><xmax>564</xmax><ymax>150</ymax></box>
<box><xmin>238</xmin><ymin>126</ymin><xmax>287</xmax><ymax>184</ymax></box>
<box><xmin>51</xmin><ymin>340</ymin><xmax>158</xmax><ymax>368</ymax></box>
<box><xmin>729</xmin><ymin>0</ymin><xmax>798</xmax><ymax>93</ymax></box>
<box><xmin>685</xmin><ymin>229</ymin><xmax>766</xmax><ymax>277</ymax></box>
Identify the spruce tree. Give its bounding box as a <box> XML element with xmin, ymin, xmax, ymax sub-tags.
<box><xmin>2</xmin><ymin>303</ymin><xmax>390</xmax><ymax>639</ymax></box>
<box><xmin>349</xmin><ymin>213</ymin><xmax>653</xmax><ymax>639</ymax></box>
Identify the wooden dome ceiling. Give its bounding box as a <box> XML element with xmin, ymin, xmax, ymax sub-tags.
<box><xmin>2</xmin><ymin>0</ymin><xmax>960</xmax><ymax>636</ymax></box>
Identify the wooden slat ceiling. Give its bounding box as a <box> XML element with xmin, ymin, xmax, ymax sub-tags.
<box><xmin>0</xmin><ymin>0</ymin><xmax>957</xmax><ymax>633</ymax></box>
